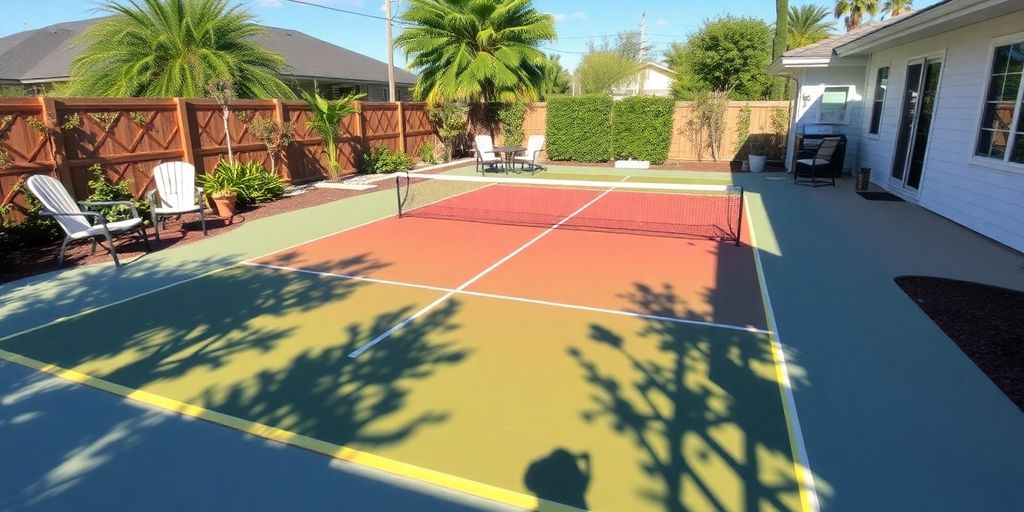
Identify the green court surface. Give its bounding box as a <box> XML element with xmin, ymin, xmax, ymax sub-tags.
<box><xmin>0</xmin><ymin>166</ymin><xmax>812</xmax><ymax>512</ymax></box>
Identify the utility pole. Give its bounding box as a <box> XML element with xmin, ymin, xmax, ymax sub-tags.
<box><xmin>638</xmin><ymin>11</ymin><xmax>647</xmax><ymax>95</ymax></box>
<box><xmin>385</xmin><ymin>0</ymin><xmax>397</xmax><ymax>102</ymax></box>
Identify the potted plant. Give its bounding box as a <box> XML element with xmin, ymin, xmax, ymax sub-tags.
<box><xmin>747</xmin><ymin>134</ymin><xmax>771</xmax><ymax>173</ymax></box>
<box><xmin>198</xmin><ymin>160</ymin><xmax>246</xmax><ymax>222</ymax></box>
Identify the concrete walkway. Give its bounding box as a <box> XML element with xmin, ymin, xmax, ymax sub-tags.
<box><xmin>735</xmin><ymin>172</ymin><xmax>1024</xmax><ymax>511</ymax></box>
<box><xmin>2</xmin><ymin>167</ymin><xmax>1022</xmax><ymax>511</ymax></box>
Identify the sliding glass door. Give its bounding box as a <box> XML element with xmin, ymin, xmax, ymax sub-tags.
<box><xmin>890</xmin><ymin>58</ymin><xmax>943</xmax><ymax>195</ymax></box>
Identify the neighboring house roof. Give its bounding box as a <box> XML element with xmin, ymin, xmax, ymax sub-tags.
<box><xmin>0</xmin><ymin>18</ymin><xmax>416</xmax><ymax>85</ymax></box>
<box><xmin>639</xmin><ymin>61</ymin><xmax>676</xmax><ymax>76</ymax></box>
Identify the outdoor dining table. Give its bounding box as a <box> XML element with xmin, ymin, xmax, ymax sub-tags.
<box><xmin>492</xmin><ymin>145</ymin><xmax>526</xmax><ymax>173</ymax></box>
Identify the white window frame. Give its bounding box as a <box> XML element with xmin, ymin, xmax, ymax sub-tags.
<box><xmin>969</xmin><ymin>32</ymin><xmax>1024</xmax><ymax>173</ymax></box>
<box><xmin>816</xmin><ymin>85</ymin><xmax>853</xmax><ymax>125</ymax></box>
<box><xmin>865</xmin><ymin>65</ymin><xmax>891</xmax><ymax>139</ymax></box>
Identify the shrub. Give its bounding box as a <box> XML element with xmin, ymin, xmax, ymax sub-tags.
<box><xmin>362</xmin><ymin>145</ymin><xmax>413</xmax><ymax>174</ymax></box>
<box><xmin>546</xmin><ymin>95</ymin><xmax>614</xmax><ymax>162</ymax></box>
<box><xmin>611</xmin><ymin>96</ymin><xmax>675</xmax><ymax>163</ymax></box>
<box><xmin>428</xmin><ymin>102</ymin><xmax>469</xmax><ymax>160</ymax></box>
<box><xmin>417</xmin><ymin>140</ymin><xmax>438</xmax><ymax>164</ymax></box>
<box><xmin>85</xmin><ymin>164</ymin><xmax>149</xmax><ymax>221</ymax></box>
<box><xmin>199</xmin><ymin>160</ymin><xmax>285</xmax><ymax>207</ymax></box>
<box><xmin>688</xmin><ymin>90</ymin><xmax>730</xmax><ymax>161</ymax></box>
<box><xmin>496</xmin><ymin>102</ymin><xmax>528</xmax><ymax>147</ymax></box>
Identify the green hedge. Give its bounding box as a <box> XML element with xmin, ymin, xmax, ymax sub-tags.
<box><xmin>546</xmin><ymin>95</ymin><xmax>614</xmax><ymax>162</ymax></box>
<box><xmin>546</xmin><ymin>95</ymin><xmax>676</xmax><ymax>163</ymax></box>
<box><xmin>612</xmin><ymin>96</ymin><xmax>675</xmax><ymax>164</ymax></box>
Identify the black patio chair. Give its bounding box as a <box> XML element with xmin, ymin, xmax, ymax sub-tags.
<box><xmin>794</xmin><ymin>136</ymin><xmax>841</xmax><ymax>187</ymax></box>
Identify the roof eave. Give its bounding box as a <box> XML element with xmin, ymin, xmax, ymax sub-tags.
<box><xmin>768</xmin><ymin>55</ymin><xmax>867</xmax><ymax>74</ymax></box>
<box><xmin>835</xmin><ymin>0</ymin><xmax>1017</xmax><ymax>57</ymax></box>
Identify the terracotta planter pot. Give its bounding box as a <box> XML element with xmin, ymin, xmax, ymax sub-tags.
<box><xmin>209</xmin><ymin>192</ymin><xmax>238</xmax><ymax>223</ymax></box>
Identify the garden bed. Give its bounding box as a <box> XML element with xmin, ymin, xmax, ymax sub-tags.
<box><xmin>896</xmin><ymin>275</ymin><xmax>1024</xmax><ymax>411</ymax></box>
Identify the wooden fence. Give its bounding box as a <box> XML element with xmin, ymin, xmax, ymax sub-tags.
<box><xmin>0</xmin><ymin>97</ymin><xmax>437</xmax><ymax>220</ymax></box>
<box><xmin>507</xmin><ymin>100</ymin><xmax>791</xmax><ymax>163</ymax></box>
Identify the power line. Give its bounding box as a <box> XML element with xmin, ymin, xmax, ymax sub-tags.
<box><xmin>281</xmin><ymin>0</ymin><xmax>414</xmax><ymax>26</ymax></box>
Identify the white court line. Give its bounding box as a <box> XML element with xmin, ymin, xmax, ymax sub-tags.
<box><xmin>346</xmin><ymin>177</ymin><xmax>631</xmax><ymax>358</ymax></box>
<box><xmin>745</xmin><ymin>203</ymin><xmax>820</xmax><ymax>512</ymax></box>
<box><xmin>243</xmin><ymin>261</ymin><xmax>770</xmax><ymax>335</ymax></box>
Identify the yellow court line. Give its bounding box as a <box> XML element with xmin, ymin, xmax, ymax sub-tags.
<box><xmin>744</xmin><ymin>194</ymin><xmax>821</xmax><ymax>512</ymax></box>
<box><xmin>0</xmin><ymin>347</ymin><xmax>585</xmax><ymax>512</ymax></box>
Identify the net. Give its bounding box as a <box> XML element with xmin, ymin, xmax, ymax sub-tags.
<box><xmin>394</xmin><ymin>173</ymin><xmax>744</xmax><ymax>244</ymax></box>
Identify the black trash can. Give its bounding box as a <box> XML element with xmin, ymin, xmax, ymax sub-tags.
<box><xmin>856</xmin><ymin>168</ymin><xmax>871</xmax><ymax>191</ymax></box>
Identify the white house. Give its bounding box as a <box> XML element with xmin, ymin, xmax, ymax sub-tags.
<box><xmin>612</xmin><ymin>62</ymin><xmax>675</xmax><ymax>98</ymax></box>
<box><xmin>770</xmin><ymin>0</ymin><xmax>1024</xmax><ymax>252</ymax></box>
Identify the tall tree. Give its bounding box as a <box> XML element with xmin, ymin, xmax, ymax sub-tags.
<box><xmin>770</xmin><ymin>0</ymin><xmax>789</xmax><ymax>99</ymax></box>
<box><xmin>834</xmin><ymin>0</ymin><xmax>881</xmax><ymax>32</ymax></box>
<box><xmin>538</xmin><ymin>54</ymin><xmax>571</xmax><ymax>98</ymax></box>
<box><xmin>574</xmin><ymin>52</ymin><xmax>638</xmax><ymax>95</ymax></box>
<box><xmin>788</xmin><ymin>4</ymin><xmax>833</xmax><ymax>49</ymax></box>
<box><xmin>396</xmin><ymin>0</ymin><xmax>556</xmax><ymax>103</ymax></box>
<box><xmin>883</xmin><ymin>0</ymin><xmax>913</xmax><ymax>17</ymax></box>
<box><xmin>682</xmin><ymin>16</ymin><xmax>774</xmax><ymax>100</ymax></box>
<box><xmin>66</xmin><ymin>0</ymin><xmax>293</xmax><ymax>98</ymax></box>
<box><xmin>663</xmin><ymin>43</ymin><xmax>702</xmax><ymax>100</ymax></box>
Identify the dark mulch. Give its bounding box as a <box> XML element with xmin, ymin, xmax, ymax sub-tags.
<box><xmin>896</xmin><ymin>276</ymin><xmax>1024</xmax><ymax>410</ymax></box>
<box><xmin>0</xmin><ymin>167</ymin><xmax>440</xmax><ymax>285</ymax></box>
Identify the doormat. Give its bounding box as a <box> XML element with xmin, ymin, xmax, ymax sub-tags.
<box><xmin>857</xmin><ymin>191</ymin><xmax>904</xmax><ymax>202</ymax></box>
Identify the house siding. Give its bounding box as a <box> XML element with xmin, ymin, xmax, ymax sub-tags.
<box><xmin>855</xmin><ymin>10</ymin><xmax>1024</xmax><ymax>252</ymax></box>
<box><xmin>789</xmin><ymin>66</ymin><xmax>867</xmax><ymax>172</ymax></box>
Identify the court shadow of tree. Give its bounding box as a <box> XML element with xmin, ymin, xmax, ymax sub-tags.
<box><xmin>0</xmin><ymin>253</ymin><xmax>389</xmax><ymax>390</ymax></box>
<box><xmin>566</xmin><ymin>282</ymin><xmax>802</xmax><ymax>511</ymax></box>
<box><xmin>197</xmin><ymin>298</ymin><xmax>469</xmax><ymax>448</ymax></box>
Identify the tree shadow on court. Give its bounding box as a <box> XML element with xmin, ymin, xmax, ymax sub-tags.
<box><xmin>562</xmin><ymin>282</ymin><xmax>804</xmax><ymax>512</ymax></box>
<box><xmin>1</xmin><ymin>254</ymin><xmax>391</xmax><ymax>387</ymax></box>
<box><xmin>197</xmin><ymin>298</ymin><xmax>469</xmax><ymax>448</ymax></box>
<box><xmin>1</xmin><ymin>257</ymin><xmax>474</xmax><ymax>505</ymax></box>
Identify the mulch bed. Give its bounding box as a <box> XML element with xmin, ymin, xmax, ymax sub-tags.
<box><xmin>896</xmin><ymin>276</ymin><xmax>1024</xmax><ymax>410</ymax></box>
<box><xmin>0</xmin><ymin>168</ymin><xmax>434</xmax><ymax>285</ymax></box>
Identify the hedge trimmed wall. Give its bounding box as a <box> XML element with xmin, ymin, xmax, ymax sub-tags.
<box><xmin>612</xmin><ymin>96</ymin><xmax>675</xmax><ymax>164</ymax></box>
<box><xmin>546</xmin><ymin>95</ymin><xmax>675</xmax><ymax>163</ymax></box>
<box><xmin>546</xmin><ymin>95</ymin><xmax>614</xmax><ymax>162</ymax></box>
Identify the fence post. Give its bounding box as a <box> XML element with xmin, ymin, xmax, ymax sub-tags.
<box><xmin>272</xmin><ymin>99</ymin><xmax>291</xmax><ymax>181</ymax></box>
<box><xmin>174</xmin><ymin>98</ymin><xmax>197</xmax><ymax>168</ymax></box>
<box><xmin>354</xmin><ymin>101</ymin><xmax>366</xmax><ymax>165</ymax></box>
<box><xmin>40</xmin><ymin>97</ymin><xmax>76</xmax><ymax>197</ymax></box>
<box><xmin>396</xmin><ymin>102</ymin><xmax>406</xmax><ymax>154</ymax></box>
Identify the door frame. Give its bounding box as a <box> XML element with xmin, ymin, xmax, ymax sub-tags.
<box><xmin>888</xmin><ymin>50</ymin><xmax>946</xmax><ymax>201</ymax></box>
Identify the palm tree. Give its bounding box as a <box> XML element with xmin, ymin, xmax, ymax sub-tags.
<box><xmin>395</xmin><ymin>0</ymin><xmax>556</xmax><ymax>104</ymax></box>
<box><xmin>788</xmin><ymin>4</ymin><xmax>833</xmax><ymax>49</ymax></box>
<box><xmin>883</xmin><ymin>0</ymin><xmax>913</xmax><ymax>18</ymax></box>
<box><xmin>834</xmin><ymin>0</ymin><xmax>881</xmax><ymax>32</ymax></box>
<box><xmin>66</xmin><ymin>0</ymin><xmax>294</xmax><ymax>98</ymax></box>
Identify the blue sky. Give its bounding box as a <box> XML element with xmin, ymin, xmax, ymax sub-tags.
<box><xmin>0</xmin><ymin>0</ymin><xmax>941</xmax><ymax>71</ymax></box>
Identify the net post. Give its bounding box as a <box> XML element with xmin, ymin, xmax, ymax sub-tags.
<box><xmin>395</xmin><ymin>171</ymin><xmax>408</xmax><ymax>218</ymax></box>
<box><xmin>734</xmin><ymin>185</ymin><xmax>744</xmax><ymax>246</ymax></box>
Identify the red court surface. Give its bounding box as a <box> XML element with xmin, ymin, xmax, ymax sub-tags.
<box><xmin>252</xmin><ymin>183</ymin><xmax>763</xmax><ymax>331</ymax></box>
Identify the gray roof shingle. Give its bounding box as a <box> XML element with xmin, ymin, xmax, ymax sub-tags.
<box><xmin>782</xmin><ymin>16</ymin><xmax>904</xmax><ymax>59</ymax></box>
<box><xmin>0</xmin><ymin>18</ymin><xmax>416</xmax><ymax>85</ymax></box>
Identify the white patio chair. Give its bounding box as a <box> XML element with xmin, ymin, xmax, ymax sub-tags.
<box><xmin>147</xmin><ymin>161</ymin><xmax>206</xmax><ymax>240</ymax></box>
<box><xmin>474</xmin><ymin>135</ymin><xmax>501</xmax><ymax>174</ymax></box>
<box><xmin>26</xmin><ymin>174</ymin><xmax>150</xmax><ymax>268</ymax></box>
<box><xmin>514</xmin><ymin>135</ymin><xmax>546</xmax><ymax>174</ymax></box>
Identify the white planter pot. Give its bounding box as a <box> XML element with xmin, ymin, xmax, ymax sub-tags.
<box><xmin>614</xmin><ymin>159</ymin><xmax>651</xmax><ymax>169</ymax></box>
<box><xmin>748</xmin><ymin>155</ymin><xmax>767</xmax><ymax>173</ymax></box>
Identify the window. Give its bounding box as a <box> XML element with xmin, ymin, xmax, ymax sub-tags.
<box><xmin>817</xmin><ymin>86</ymin><xmax>850</xmax><ymax>124</ymax></box>
<box><xmin>976</xmin><ymin>42</ymin><xmax>1024</xmax><ymax>164</ymax></box>
<box><xmin>869</xmin><ymin>67</ymin><xmax>889</xmax><ymax>135</ymax></box>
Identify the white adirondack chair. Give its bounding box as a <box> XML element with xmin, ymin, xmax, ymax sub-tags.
<box><xmin>26</xmin><ymin>174</ymin><xmax>150</xmax><ymax>268</ymax></box>
<box><xmin>147</xmin><ymin>161</ymin><xmax>206</xmax><ymax>240</ymax></box>
<box><xmin>474</xmin><ymin>135</ymin><xmax>501</xmax><ymax>174</ymax></box>
<box><xmin>514</xmin><ymin>135</ymin><xmax>546</xmax><ymax>174</ymax></box>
